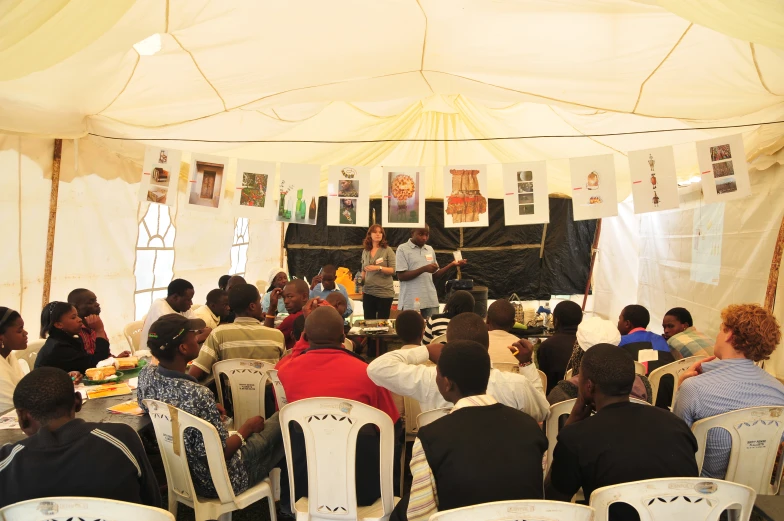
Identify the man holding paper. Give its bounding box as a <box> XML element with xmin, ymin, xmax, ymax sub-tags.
<box><xmin>396</xmin><ymin>225</ymin><xmax>466</xmax><ymax>318</ymax></box>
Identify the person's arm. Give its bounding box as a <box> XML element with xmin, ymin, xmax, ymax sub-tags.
<box><xmin>189</xmin><ymin>333</ymin><xmax>221</xmax><ymax>380</ymax></box>
<box><xmin>433</xmin><ymin>259</ymin><xmax>465</xmax><ymax>279</ymax></box>
<box><xmin>672</xmin><ymin>377</ymin><xmax>701</xmax><ymax>426</ymax></box>
<box><xmin>264</xmin><ymin>288</ymin><xmax>284</xmax><ymax>328</ymax></box>
<box><xmin>406</xmin><ymin>438</ymin><xmax>439</xmax><ymax>521</ymax></box>
<box><xmin>366</xmin><ymin>345</ymin><xmax>441</xmax><ymax>406</ymax></box>
<box><xmin>498</xmin><ymin>371</ymin><xmax>550</xmax><ymax>422</ymax></box>
<box><xmin>84</xmin><ymin>315</ymin><xmax>108</xmax><ymax>341</ymax></box>
<box><xmin>508</xmin><ymin>339</ymin><xmax>544</xmax><ymax>394</ymax></box>
<box><xmin>223</xmin><ymin>416</ymin><xmax>265</xmax><ymax>461</ymax></box>
<box><xmin>397</xmin><ymin>264</ymin><xmax>437</xmax><ymax>282</ymax></box>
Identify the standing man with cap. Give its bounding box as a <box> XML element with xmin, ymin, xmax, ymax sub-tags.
<box><xmin>396</xmin><ymin>225</ymin><xmax>466</xmax><ymax>318</ymax></box>
<box><xmin>137</xmin><ymin>314</ymin><xmax>283</xmax><ymax>499</ymax></box>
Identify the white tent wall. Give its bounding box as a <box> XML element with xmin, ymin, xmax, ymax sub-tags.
<box><xmin>593</xmin><ymin>155</ymin><xmax>784</xmax><ymax>377</ymax></box>
<box><xmin>0</xmin><ymin>136</ymin><xmax>284</xmax><ymax>350</ymax></box>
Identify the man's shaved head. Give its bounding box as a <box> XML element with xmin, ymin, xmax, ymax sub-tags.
<box><xmin>304</xmin><ymin>306</ymin><xmax>345</xmax><ymax>346</ymax></box>
<box><xmin>285</xmin><ymin>279</ymin><xmax>311</xmax><ymax>296</ymax></box>
<box><xmin>446</xmin><ymin>312</ymin><xmax>490</xmax><ymax>349</ymax></box>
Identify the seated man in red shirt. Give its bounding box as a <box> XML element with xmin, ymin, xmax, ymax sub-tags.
<box><xmin>264</xmin><ymin>279</ymin><xmax>310</xmax><ymax>350</ymax></box>
<box><xmin>277</xmin><ymin>306</ymin><xmax>401</xmax><ymax>507</ymax></box>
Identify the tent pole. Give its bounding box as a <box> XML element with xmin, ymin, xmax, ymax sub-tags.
<box><xmin>280</xmin><ymin>222</ymin><xmax>285</xmax><ymax>269</ymax></box>
<box><xmin>582</xmin><ymin>219</ymin><xmax>602</xmax><ymax>312</ymax></box>
<box><xmin>764</xmin><ymin>213</ymin><xmax>784</xmax><ymax>313</ymax></box>
<box><xmin>42</xmin><ymin>138</ymin><xmax>62</xmax><ymax>308</ymax></box>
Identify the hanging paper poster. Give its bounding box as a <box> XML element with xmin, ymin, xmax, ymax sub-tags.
<box><xmin>569</xmin><ymin>154</ymin><xmax>618</xmax><ymax>221</ymax></box>
<box><xmin>628</xmin><ymin>146</ymin><xmax>679</xmax><ymax>214</ymax></box>
<box><xmin>277</xmin><ymin>163</ymin><xmax>320</xmax><ymax>225</ymax></box>
<box><xmin>327</xmin><ymin>166</ymin><xmax>371</xmax><ymax>227</ymax></box>
<box><xmin>233</xmin><ymin>159</ymin><xmax>276</xmax><ymax>219</ymax></box>
<box><xmin>187</xmin><ymin>154</ymin><xmax>228</xmax><ymax>211</ymax></box>
<box><xmin>691</xmin><ymin>203</ymin><xmax>724</xmax><ymax>285</ymax></box>
<box><xmin>443</xmin><ymin>165</ymin><xmax>489</xmax><ymax>228</ymax></box>
<box><xmin>501</xmin><ymin>161</ymin><xmax>549</xmax><ymax>225</ymax></box>
<box><xmin>382</xmin><ymin>167</ymin><xmax>426</xmax><ymax>228</ymax></box>
<box><xmin>696</xmin><ymin>134</ymin><xmax>751</xmax><ymax>204</ymax></box>
<box><xmin>138</xmin><ymin>146</ymin><xmax>181</xmax><ymax>207</ymax></box>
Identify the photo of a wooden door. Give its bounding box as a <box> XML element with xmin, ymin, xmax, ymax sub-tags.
<box><xmin>201</xmin><ymin>171</ymin><xmax>216</xmax><ymax>199</ymax></box>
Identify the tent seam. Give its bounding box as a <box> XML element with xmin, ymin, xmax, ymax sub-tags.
<box><xmin>94</xmin><ymin>51</ymin><xmax>140</xmax><ymax>116</ymax></box>
<box><xmin>750</xmin><ymin>43</ymin><xmax>780</xmax><ymax>96</ymax></box>
<box><xmin>632</xmin><ymin>23</ymin><xmax>693</xmax><ymax>114</ymax></box>
<box><xmin>170</xmin><ymin>34</ymin><xmax>228</xmax><ymax>112</ymax></box>
<box><xmin>415</xmin><ymin>0</ymin><xmax>433</xmax><ymax>94</ymax></box>
<box><xmin>17</xmin><ymin>136</ymin><xmax>23</xmax><ymax>313</ymax></box>
<box><xmin>546</xmin><ymin>106</ymin><xmax>627</xmax><ymax>157</ymax></box>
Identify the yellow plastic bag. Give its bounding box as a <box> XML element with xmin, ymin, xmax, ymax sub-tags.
<box><xmin>335</xmin><ymin>266</ymin><xmax>354</xmax><ymax>290</ymax></box>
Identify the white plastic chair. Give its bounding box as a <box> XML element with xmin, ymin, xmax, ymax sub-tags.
<box><xmin>19</xmin><ymin>339</ymin><xmax>45</xmax><ymax>370</ymax></box>
<box><xmin>589</xmin><ymin>477</ymin><xmax>756</xmax><ymax>521</ymax></box>
<box><xmin>256</xmin><ymin>279</ymin><xmax>268</xmax><ymax>295</ymax></box>
<box><xmin>491</xmin><ymin>362</ymin><xmax>519</xmax><ymax>374</ymax></box>
<box><xmin>266</xmin><ymin>369</ymin><xmax>289</xmax><ymax>411</ymax></box>
<box><xmin>143</xmin><ymin>399</ymin><xmax>279</xmax><ymax>521</ymax></box>
<box><xmin>692</xmin><ymin>405</ymin><xmax>784</xmax><ymax>495</ymax></box>
<box><xmin>429</xmin><ymin>500</ymin><xmax>595</xmax><ymax>521</ymax></box>
<box><xmin>213</xmin><ymin>359</ymin><xmax>276</xmax><ymax>427</ymax></box>
<box><xmin>633</xmin><ymin>360</ymin><xmax>646</xmax><ymax>376</ymax></box>
<box><xmin>416</xmin><ymin>407</ymin><xmax>452</xmax><ymax>428</ymax></box>
<box><xmin>431</xmin><ymin>333</ymin><xmax>447</xmax><ymax>344</ymax></box>
<box><xmin>279</xmin><ymin>397</ymin><xmax>398</xmax><ymax>521</ymax></box>
<box><xmin>0</xmin><ymin>497</ymin><xmax>175</xmax><ymax>521</ymax></box>
<box><xmin>123</xmin><ymin>320</ymin><xmax>145</xmax><ymax>353</ymax></box>
<box><xmin>401</xmin><ymin>396</ymin><xmax>424</xmax><ymax>491</ymax></box>
<box><xmin>537</xmin><ymin>369</ymin><xmax>547</xmax><ymax>393</ymax></box>
<box><xmin>564</xmin><ymin>368</ymin><xmax>573</xmax><ymax>380</ymax></box>
<box><xmin>546</xmin><ymin>398</ymin><xmax>650</xmax><ymax>471</ymax></box>
<box><xmin>648</xmin><ymin>355</ymin><xmax>707</xmax><ymax>409</ymax></box>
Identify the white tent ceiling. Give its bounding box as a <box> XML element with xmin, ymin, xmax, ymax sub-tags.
<box><xmin>1</xmin><ymin>0</ymin><xmax>783</xmax><ymax>196</ymax></box>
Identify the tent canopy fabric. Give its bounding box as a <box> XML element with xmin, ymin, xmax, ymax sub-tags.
<box><xmin>0</xmin><ymin>0</ymin><xmax>782</xmax><ymax>199</ymax></box>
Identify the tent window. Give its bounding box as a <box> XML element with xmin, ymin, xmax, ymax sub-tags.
<box><xmin>229</xmin><ymin>217</ymin><xmax>249</xmax><ymax>277</ymax></box>
<box><xmin>134</xmin><ymin>204</ymin><xmax>176</xmax><ymax>320</ymax></box>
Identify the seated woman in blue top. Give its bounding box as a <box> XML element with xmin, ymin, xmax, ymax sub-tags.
<box><xmin>262</xmin><ymin>267</ymin><xmax>289</xmax><ymax>315</ymax></box>
<box><xmin>35</xmin><ymin>301</ymin><xmax>111</xmax><ymax>376</ymax></box>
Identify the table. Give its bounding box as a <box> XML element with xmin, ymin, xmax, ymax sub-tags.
<box><xmin>0</xmin><ymin>390</ymin><xmax>151</xmax><ymax>445</ymax></box>
<box><xmin>754</xmin><ymin>495</ymin><xmax>784</xmax><ymax>521</ymax></box>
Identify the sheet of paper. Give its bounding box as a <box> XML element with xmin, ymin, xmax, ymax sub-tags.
<box><xmin>138</xmin><ymin>146</ymin><xmax>182</xmax><ymax>207</ymax></box>
<box><xmin>0</xmin><ymin>411</ymin><xmax>19</xmax><ymax>430</ymax></box>
<box><xmin>327</xmin><ymin>165</ymin><xmax>371</xmax><ymax>227</ymax></box>
<box><xmin>502</xmin><ymin>161</ymin><xmax>550</xmax><ymax>225</ymax></box>
<box><xmin>382</xmin><ymin>166</ymin><xmax>426</xmax><ymax>228</ymax></box>
<box><xmin>569</xmin><ymin>154</ymin><xmax>618</xmax><ymax>221</ymax></box>
<box><xmin>453</xmin><ymin>251</ymin><xmax>462</xmax><ymax>262</ymax></box>
<box><xmin>637</xmin><ymin>349</ymin><xmax>659</xmax><ymax>363</ymax></box>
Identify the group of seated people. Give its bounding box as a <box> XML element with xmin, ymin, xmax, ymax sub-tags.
<box><xmin>2</xmin><ymin>275</ymin><xmax>783</xmax><ymax>520</ymax></box>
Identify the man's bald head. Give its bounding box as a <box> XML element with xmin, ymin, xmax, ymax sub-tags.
<box><xmin>225</xmin><ymin>275</ymin><xmax>247</xmax><ymax>292</ymax></box>
<box><xmin>325</xmin><ymin>292</ymin><xmax>348</xmax><ymax>316</ymax></box>
<box><xmin>285</xmin><ymin>279</ymin><xmax>311</xmax><ymax>296</ymax></box>
<box><xmin>304</xmin><ymin>306</ymin><xmax>345</xmax><ymax>346</ymax></box>
<box><xmin>446</xmin><ymin>312</ymin><xmax>490</xmax><ymax>349</ymax></box>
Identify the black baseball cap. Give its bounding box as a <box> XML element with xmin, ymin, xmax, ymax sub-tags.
<box><xmin>147</xmin><ymin>314</ymin><xmax>206</xmax><ymax>351</ymax></box>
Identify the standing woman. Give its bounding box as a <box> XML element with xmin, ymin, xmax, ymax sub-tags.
<box><xmin>0</xmin><ymin>307</ymin><xmax>28</xmax><ymax>411</ymax></box>
<box><xmin>361</xmin><ymin>224</ymin><xmax>396</xmax><ymax>319</ymax></box>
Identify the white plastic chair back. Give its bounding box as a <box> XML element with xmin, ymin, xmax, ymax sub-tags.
<box><xmin>546</xmin><ymin>398</ymin><xmax>650</xmax><ymax>471</ymax></box>
<box><xmin>589</xmin><ymin>477</ymin><xmax>756</xmax><ymax>521</ymax></box>
<box><xmin>537</xmin><ymin>369</ymin><xmax>547</xmax><ymax>392</ymax></box>
<box><xmin>634</xmin><ymin>360</ymin><xmax>646</xmax><ymax>375</ymax></box>
<box><xmin>564</xmin><ymin>368</ymin><xmax>573</xmax><ymax>380</ymax></box>
<box><xmin>404</xmin><ymin>396</ymin><xmax>423</xmax><ymax>437</ymax></box>
<box><xmin>0</xmin><ymin>496</ymin><xmax>175</xmax><ymax>521</ymax></box>
<box><xmin>491</xmin><ymin>362</ymin><xmax>519</xmax><ymax>374</ymax></box>
<box><xmin>21</xmin><ymin>339</ymin><xmax>45</xmax><ymax>370</ymax></box>
<box><xmin>432</xmin><ymin>333</ymin><xmax>447</xmax><ymax>344</ymax></box>
<box><xmin>279</xmin><ymin>397</ymin><xmax>396</xmax><ymax>521</ymax></box>
<box><xmin>416</xmin><ymin>407</ymin><xmax>452</xmax><ymax>428</ymax></box>
<box><xmin>429</xmin><ymin>500</ymin><xmax>595</xmax><ymax>521</ymax></box>
<box><xmin>266</xmin><ymin>368</ymin><xmax>288</xmax><ymax>410</ymax></box>
<box><xmin>123</xmin><ymin>320</ymin><xmax>145</xmax><ymax>353</ymax></box>
<box><xmin>692</xmin><ymin>406</ymin><xmax>784</xmax><ymax>495</ymax></box>
<box><xmin>143</xmin><ymin>399</ymin><xmax>277</xmax><ymax>521</ymax></box>
<box><xmin>212</xmin><ymin>359</ymin><xmax>276</xmax><ymax>427</ymax></box>
<box><xmin>256</xmin><ymin>279</ymin><xmax>268</xmax><ymax>294</ymax></box>
<box><xmin>648</xmin><ymin>355</ymin><xmax>707</xmax><ymax>408</ymax></box>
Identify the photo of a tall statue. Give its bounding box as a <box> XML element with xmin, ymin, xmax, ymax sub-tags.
<box><xmin>443</xmin><ymin>166</ymin><xmax>488</xmax><ymax>228</ymax></box>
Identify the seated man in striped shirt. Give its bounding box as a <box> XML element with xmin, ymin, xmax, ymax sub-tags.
<box><xmin>674</xmin><ymin>303</ymin><xmax>784</xmax><ymax>479</ymax></box>
<box><xmin>0</xmin><ymin>368</ymin><xmax>160</xmax><ymax>508</ymax></box>
<box><xmin>391</xmin><ymin>340</ymin><xmax>547</xmax><ymax>521</ymax></box>
<box><xmin>189</xmin><ymin>283</ymin><xmax>285</xmax><ymax>380</ymax></box>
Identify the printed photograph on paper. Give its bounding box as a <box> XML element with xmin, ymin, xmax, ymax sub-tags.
<box><xmin>340</xmin><ymin>198</ymin><xmax>357</xmax><ymax>225</ymax></box>
<box><xmin>387</xmin><ymin>171</ymin><xmax>419</xmax><ymax>224</ymax></box>
<box><xmin>715</xmin><ymin>177</ymin><xmax>737</xmax><ymax>194</ymax></box>
<box><xmin>712</xmin><ymin>160</ymin><xmax>734</xmax><ymax>179</ymax></box>
<box><xmin>189</xmin><ymin>161</ymin><xmax>225</xmax><ymax>208</ymax></box>
<box><xmin>710</xmin><ymin>144</ymin><xmax>731</xmax><ymax>162</ymax></box>
<box><xmin>239</xmin><ymin>172</ymin><xmax>268</xmax><ymax>208</ymax></box>
<box><xmin>518</xmin><ymin>204</ymin><xmax>534</xmax><ymax>215</ymax></box>
<box><xmin>338</xmin><ymin>179</ymin><xmax>359</xmax><ymax>197</ymax></box>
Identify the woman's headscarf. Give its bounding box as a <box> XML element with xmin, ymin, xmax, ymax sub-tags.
<box><xmin>566</xmin><ymin>316</ymin><xmax>622</xmax><ymax>376</ymax></box>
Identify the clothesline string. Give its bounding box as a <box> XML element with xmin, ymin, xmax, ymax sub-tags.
<box><xmin>87</xmin><ymin>119</ymin><xmax>784</xmax><ymax>144</ymax></box>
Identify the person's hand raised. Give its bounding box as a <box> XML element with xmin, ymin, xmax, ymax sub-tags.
<box><xmin>84</xmin><ymin>314</ymin><xmax>104</xmax><ymax>332</ymax></box>
<box><xmin>426</xmin><ymin>342</ymin><xmax>445</xmax><ymax>364</ymax></box>
<box><xmin>302</xmin><ymin>297</ymin><xmax>322</xmax><ymax>318</ymax></box>
<box><xmin>565</xmin><ymin>392</ymin><xmax>593</xmax><ymax>426</ymax></box>
<box><xmin>269</xmin><ymin>287</ymin><xmax>283</xmax><ymax>308</ymax></box>
<box><xmin>509</xmin><ymin>338</ymin><xmax>534</xmax><ymax>364</ymax></box>
<box><xmin>311</xmin><ymin>274</ymin><xmax>323</xmax><ymax>289</ymax></box>
<box><xmin>423</xmin><ymin>263</ymin><xmax>439</xmax><ymax>274</ymax></box>
<box><xmin>678</xmin><ymin>355</ymin><xmax>716</xmax><ymax>387</ymax></box>
<box><xmin>455</xmin><ymin>259</ymin><xmax>468</xmax><ymax>267</ymax></box>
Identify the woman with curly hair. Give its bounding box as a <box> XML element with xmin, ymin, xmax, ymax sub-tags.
<box><xmin>361</xmin><ymin>224</ymin><xmax>396</xmax><ymax>319</ymax></box>
<box><xmin>674</xmin><ymin>303</ymin><xmax>784</xmax><ymax>479</ymax></box>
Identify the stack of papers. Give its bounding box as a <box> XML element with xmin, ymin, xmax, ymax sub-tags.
<box><xmin>86</xmin><ymin>383</ymin><xmax>132</xmax><ymax>400</ymax></box>
<box><xmin>107</xmin><ymin>400</ymin><xmax>144</xmax><ymax>416</ymax></box>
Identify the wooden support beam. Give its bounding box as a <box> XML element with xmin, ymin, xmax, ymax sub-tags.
<box><xmin>582</xmin><ymin>219</ymin><xmax>602</xmax><ymax>312</ymax></box>
<box><xmin>42</xmin><ymin>139</ymin><xmax>62</xmax><ymax>308</ymax></box>
<box><xmin>764</xmin><ymin>213</ymin><xmax>784</xmax><ymax>313</ymax></box>
<box><xmin>280</xmin><ymin>222</ymin><xmax>285</xmax><ymax>269</ymax></box>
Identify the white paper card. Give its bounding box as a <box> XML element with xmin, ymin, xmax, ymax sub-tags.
<box><xmin>277</xmin><ymin>163</ymin><xmax>320</xmax><ymax>225</ymax></box>
<box><xmin>233</xmin><ymin>159</ymin><xmax>276</xmax><ymax>219</ymax></box>
<box><xmin>138</xmin><ymin>146</ymin><xmax>181</xmax><ymax>207</ymax></box>
<box><xmin>569</xmin><ymin>154</ymin><xmax>618</xmax><ymax>221</ymax></box>
<box><xmin>628</xmin><ymin>146</ymin><xmax>680</xmax><ymax>214</ymax></box>
<box><xmin>502</xmin><ymin>161</ymin><xmax>550</xmax><ymax>225</ymax></box>
<box><xmin>382</xmin><ymin>166</ymin><xmax>426</xmax><ymax>228</ymax></box>
<box><xmin>637</xmin><ymin>349</ymin><xmax>659</xmax><ymax>363</ymax></box>
<box><xmin>187</xmin><ymin>154</ymin><xmax>228</xmax><ymax>211</ymax></box>
<box><xmin>327</xmin><ymin>166</ymin><xmax>370</xmax><ymax>227</ymax></box>
<box><xmin>443</xmin><ymin>165</ymin><xmax>489</xmax><ymax>228</ymax></box>
<box><xmin>0</xmin><ymin>410</ymin><xmax>19</xmax><ymax>430</ymax></box>
<box><xmin>453</xmin><ymin>251</ymin><xmax>462</xmax><ymax>262</ymax></box>
<box><xmin>696</xmin><ymin>134</ymin><xmax>751</xmax><ymax>203</ymax></box>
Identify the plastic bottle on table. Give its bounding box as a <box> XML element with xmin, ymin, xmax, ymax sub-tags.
<box><xmin>414</xmin><ymin>298</ymin><xmax>421</xmax><ymax>312</ymax></box>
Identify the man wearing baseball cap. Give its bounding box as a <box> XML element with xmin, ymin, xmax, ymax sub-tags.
<box><xmin>137</xmin><ymin>314</ymin><xmax>283</xmax><ymax>498</ymax></box>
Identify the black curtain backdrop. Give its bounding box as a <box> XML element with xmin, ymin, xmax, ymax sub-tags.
<box><xmin>284</xmin><ymin>197</ymin><xmax>596</xmax><ymax>302</ymax></box>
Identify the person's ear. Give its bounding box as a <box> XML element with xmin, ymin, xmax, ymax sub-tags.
<box><xmin>74</xmin><ymin>392</ymin><xmax>83</xmax><ymax>413</ymax></box>
<box><xmin>16</xmin><ymin>408</ymin><xmax>38</xmax><ymax>435</ymax></box>
<box><xmin>302</xmin><ymin>332</ymin><xmax>309</xmax><ymax>342</ymax></box>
